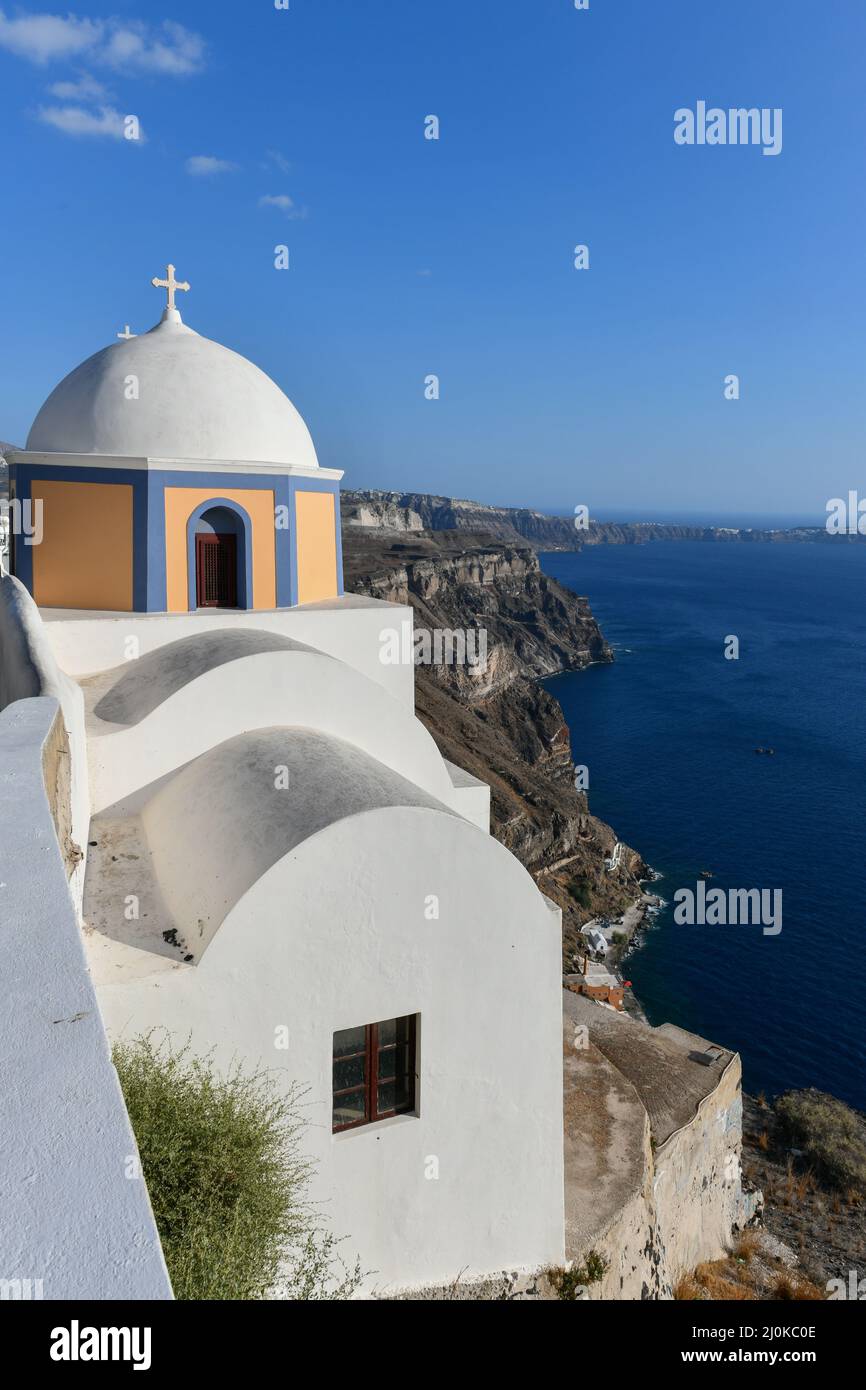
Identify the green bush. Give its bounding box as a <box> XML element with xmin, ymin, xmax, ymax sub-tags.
<box><xmin>548</xmin><ymin>1250</ymin><xmax>609</xmax><ymax>1299</ymax></box>
<box><xmin>113</xmin><ymin>1034</ymin><xmax>362</xmax><ymax>1300</ymax></box>
<box><xmin>774</xmin><ymin>1088</ymin><xmax>866</xmax><ymax>1193</ymax></box>
<box><xmin>569</xmin><ymin>880</ymin><xmax>593</xmax><ymax>910</ymax></box>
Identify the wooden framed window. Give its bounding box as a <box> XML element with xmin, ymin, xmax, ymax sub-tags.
<box><xmin>332</xmin><ymin>1015</ymin><xmax>417</xmax><ymax>1132</ymax></box>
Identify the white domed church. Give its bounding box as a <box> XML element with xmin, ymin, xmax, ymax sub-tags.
<box><xmin>8</xmin><ymin>265</ymin><xmax>340</xmax><ymax>613</ymax></box>
<box><xmin>1</xmin><ymin>268</ymin><xmax>565</xmax><ymax>1295</ymax></box>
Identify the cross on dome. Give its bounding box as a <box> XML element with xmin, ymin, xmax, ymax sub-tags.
<box><xmin>151</xmin><ymin>263</ymin><xmax>190</xmax><ymax>314</ymax></box>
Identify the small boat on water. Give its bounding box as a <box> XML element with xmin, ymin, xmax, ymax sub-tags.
<box><xmin>699</xmin><ymin>869</ymin><xmax>714</xmax><ymax>879</ymax></box>
<box><xmin>754</xmin><ymin>747</ymin><xmax>776</xmax><ymax>755</ymax></box>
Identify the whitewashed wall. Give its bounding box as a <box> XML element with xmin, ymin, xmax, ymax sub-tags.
<box><xmin>0</xmin><ymin>697</ymin><xmax>171</xmax><ymax>1299</ymax></box>
<box><xmin>93</xmin><ymin>802</ymin><xmax>566</xmax><ymax>1293</ymax></box>
<box><xmin>0</xmin><ymin>574</ymin><xmax>89</xmax><ymax>912</ymax></box>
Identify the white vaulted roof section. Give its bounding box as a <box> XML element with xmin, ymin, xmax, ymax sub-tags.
<box><xmin>140</xmin><ymin>728</ymin><xmax>459</xmax><ymax>957</ymax></box>
<box><xmin>80</xmin><ymin>628</ymin><xmax>455</xmax><ymax>813</ymax></box>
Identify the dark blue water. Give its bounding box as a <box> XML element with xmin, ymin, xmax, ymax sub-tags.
<box><xmin>542</xmin><ymin>542</ymin><xmax>866</xmax><ymax>1110</ymax></box>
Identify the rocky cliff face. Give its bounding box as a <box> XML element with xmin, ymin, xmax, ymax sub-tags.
<box><xmin>346</xmin><ymin>531</ymin><xmax>610</xmax><ymax>697</ymax></box>
<box><xmin>343</xmin><ymin>489</ymin><xmax>857</xmax><ymax>550</ymax></box>
<box><xmin>345</xmin><ymin>496</ymin><xmax>425</xmax><ymax>532</ymax></box>
<box><xmin>343</xmin><ymin>491</ymin><xmax>568</xmax><ymax>544</ymax></box>
<box><xmin>343</xmin><ymin>528</ymin><xmax>646</xmax><ymax>962</ymax></box>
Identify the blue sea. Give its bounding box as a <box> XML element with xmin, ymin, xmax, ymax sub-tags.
<box><xmin>542</xmin><ymin>541</ymin><xmax>866</xmax><ymax>1111</ymax></box>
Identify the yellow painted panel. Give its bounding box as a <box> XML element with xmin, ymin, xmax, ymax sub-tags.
<box><xmin>32</xmin><ymin>480</ymin><xmax>133</xmax><ymax>611</ymax></box>
<box><xmin>296</xmin><ymin>491</ymin><xmax>337</xmax><ymax>605</ymax></box>
<box><xmin>164</xmin><ymin>487</ymin><xmax>276</xmax><ymax>612</ymax></box>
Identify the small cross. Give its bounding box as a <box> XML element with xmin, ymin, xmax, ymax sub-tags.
<box><xmin>151</xmin><ymin>263</ymin><xmax>190</xmax><ymax>313</ymax></box>
<box><xmin>117</xmin><ymin>325</ymin><xmax>136</xmax><ymax>340</ymax></box>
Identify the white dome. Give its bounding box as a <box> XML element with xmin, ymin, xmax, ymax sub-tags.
<box><xmin>26</xmin><ymin>311</ymin><xmax>319</xmax><ymax>469</ymax></box>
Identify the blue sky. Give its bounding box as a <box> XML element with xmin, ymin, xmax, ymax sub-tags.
<box><xmin>1</xmin><ymin>0</ymin><xmax>863</xmax><ymax>519</ymax></box>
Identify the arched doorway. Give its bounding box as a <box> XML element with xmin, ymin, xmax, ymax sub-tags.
<box><xmin>193</xmin><ymin>506</ymin><xmax>245</xmax><ymax>608</ymax></box>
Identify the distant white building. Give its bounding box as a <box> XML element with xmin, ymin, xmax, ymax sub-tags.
<box><xmin>584</xmin><ymin>927</ymin><xmax>608</xmax><ymax>956</ymax></box>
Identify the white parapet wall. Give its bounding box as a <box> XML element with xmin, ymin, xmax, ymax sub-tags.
<box><xmin>0</xmin><ymin>574</ymin><xmax>90</xmax><ymax>914</ymax></box>
<box><xmin>0</xmin><ymin>695</ymin><xmax>172</xmax><ymax>1299</ymax></box>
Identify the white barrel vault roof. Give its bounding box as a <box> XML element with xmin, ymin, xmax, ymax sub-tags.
<box><xmin>141</xmin><ymin>727</ymin><xmax>459</xmax><ymax>956</ymax></box>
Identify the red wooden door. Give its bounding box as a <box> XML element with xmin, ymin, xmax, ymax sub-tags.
<box><xmin>195</xmin><ymin>533</ymin><xmax>238</xmax><ymax>608</ymax></box>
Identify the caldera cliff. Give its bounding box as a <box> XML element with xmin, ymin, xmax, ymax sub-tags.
<box><xmin>342</xmin><ymin>527</ymin><xmax>646</xmax><ymax>965</ymax></box>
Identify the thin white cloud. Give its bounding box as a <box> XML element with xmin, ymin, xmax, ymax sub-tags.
<box><xmin>259</xmin><ymin>193</ymin><xmax>308</xmax><ymax>220</ymax></box>
<box><xmin>48</xmin><ymin>72</ymin><xmax>107</xmax><ymax>101</ymax></box>
<box><xmin>36</xmin><ymin>102</ymin><xmax>141</xmax><ymax>139</ymax></box>
<box><xmin>186</xmin><ymin>154</ymin><xmax>238</xmax><ymax>177</ymax></box>
<box><xmin>100</xmin><ymin>19</ymin><xmax>204</xmax><ymax>76</ymax></box>
<box><xmin>0</xmin><ymin>11</ymin><xmax>205</xmax><ymax>75</ymax></box>
<box><xmin>0</xmin><ymin>10</ymin><xmax>98</xmax><ymax>64</ymax></box>
<box><xmin>266</xmin><ymin>149</ymin><xmax>291</xmax><ymax>174</ymax></box>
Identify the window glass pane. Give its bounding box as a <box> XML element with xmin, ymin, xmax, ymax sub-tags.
<box><xmin>376</xmin><ymin>1081</ymin><xmax>397</xmax><ymax>1115</ymax></box>
<box><xmin>333</xmin><ymin>1025</ymin><xmax>366</xmax><ymax>1058</ymax></box>
<box><xmin>377</xmin><ymin>1016</ymin><xmax>410</xmax><ymax>1049</ymax></box>
<box><xmin>378</xmin><ymin>1043</ymin><xmax>408</xmax><ymax>1081</ymax></box>
<box><xmin>377</xmin><ymin>1017</ymin><xmax>397</xmax><ymax>1048</ymax></box>
<box><xmin>333</xmin><ymin>1089</ymin><xmax>367</xmax><ymax>1129</ymax></box>
<box><xmin>333</xmin><ymin>1054</ymin><xmax>365</xmax><ymax>1091</ymax></box>
<box><xmin>377</xmin><ymin>1075</ymin><xmax>412</xmax><ymax>1117</ymax></box>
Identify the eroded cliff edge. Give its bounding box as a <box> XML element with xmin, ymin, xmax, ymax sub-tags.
<box><xmin>343</xmin><ymin>488</ymin><xmax>864</xmax><ymax>549</ymax></box>
<box><xmin>342</xmin><ymin>528</ymin><xmax>646</xmax><ymax>965</ymax></box>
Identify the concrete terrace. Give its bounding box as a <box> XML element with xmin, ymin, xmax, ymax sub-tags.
<box><xmin>564</xmin><ymin>989</ymin><xmax>735</xmax><ymax>1148</ymax></box>
<box><xmin>562</xmin><ymin>990</ymin><xmax>648</xmax><ymax>1260</ymax></box>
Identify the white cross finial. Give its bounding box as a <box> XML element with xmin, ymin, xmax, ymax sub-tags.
<box><xmin>117</xmin><ymin>325</ymin><xmax>136</xmax><ymax>340</ymax></box>
<box><xmin>151</xmin><ymin>263</ymin><xmax>190</xmax><ymax>313</ymax></box>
